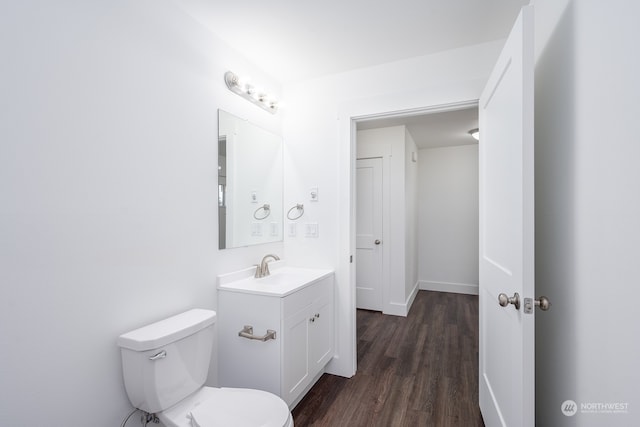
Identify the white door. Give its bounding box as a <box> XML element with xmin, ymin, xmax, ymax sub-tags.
<box><xmin>479</xmin><ymin>6</ymin><xmax>535</xmax><ymax>427</ymax></box>
<box><xmin>356</xmin><ymin>157</ymin><xmax>383</xmax><ymax>311</ymax></box>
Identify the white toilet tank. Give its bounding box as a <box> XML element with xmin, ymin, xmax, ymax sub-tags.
<box><xmin>117</xmin><ymin>309</ymin><xmax>216</xmax><ymax>414</ymax></box>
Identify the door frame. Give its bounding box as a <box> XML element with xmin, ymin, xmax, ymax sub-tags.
<box><xmin>336</xmin><ymin>98</ymin><xmax>479</xmax><ymax>377</ymax></box>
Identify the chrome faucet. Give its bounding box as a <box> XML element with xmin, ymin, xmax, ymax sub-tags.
<box><xmin>255</xmin><ymin>254</ymin><xmax>280</xmax><ymax>278</ymax></box>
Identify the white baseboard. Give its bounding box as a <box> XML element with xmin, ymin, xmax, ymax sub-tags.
<box><xmin>384</xmin><ymin>302</ymin><xmax>408</xmax><ymax>317</ymax></box>
<box><xmin>419</xmin><ymin>280</ymin><xmax>479</xmax><ymax>295</ymax></box>
<box><xmin>383</xmin><ymin>281</ymin><xmax>420</xmax><ymax>317</ymax></box>
<box><xmin>406</xmin><ymin>280</ymin><xmax>419</xmax><ymax>312</ymax></box>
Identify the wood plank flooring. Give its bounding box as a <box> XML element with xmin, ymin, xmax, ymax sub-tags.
<box><xmin>291</xmin><ymin>290</ymin><xmax>484</xmax><ymax>427</ymax></box>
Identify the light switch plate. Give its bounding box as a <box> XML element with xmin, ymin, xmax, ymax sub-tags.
<box><xmin>309</xmin><ymin>187</ymin><xmax>319</xmax><ymax>202</ymax></box>
<box><xmin>288</xmin><ymin>222</ymin><xmax>297</xmax><ymax>237</ymax></box>
<box><xmin>305</xmin><ymin>222</ymin><xmax>319</xmax><ymax>238</ymax></box>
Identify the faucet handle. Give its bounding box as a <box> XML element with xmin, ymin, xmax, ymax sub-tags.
<box><xmin>253</xmin><ymin>264</ymin><xmax>262</xmax><ymax>278</ymax></box>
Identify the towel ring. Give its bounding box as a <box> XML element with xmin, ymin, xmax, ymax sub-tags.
<box><xmin>287</xmin><ymin>204</ymin><xmax>304</xmax><ymax>220</ymax></box>
<box><xmin>253</xmin><ymin>204</ymin><xmax>271</xmax><ymax>220</ymax></box>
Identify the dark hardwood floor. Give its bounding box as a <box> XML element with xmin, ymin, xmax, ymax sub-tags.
<box><xmin>291</xmin><ymin>290</ymin><xmax>484</xmax><ymax>427</ymax></box>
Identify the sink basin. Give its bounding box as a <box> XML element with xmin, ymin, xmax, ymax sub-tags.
<box><xmin>257</xmin><ymin>270</ymin><xmax>311</xmax><ymax>286</ymax></box>
<box><xmin>217</xmin><ymin>265</ymin><xmax>333</xmax><ymax>297</ymax></box>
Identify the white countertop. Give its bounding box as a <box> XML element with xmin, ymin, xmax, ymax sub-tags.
<box><xmin>217</xmin><ymin>263</ymin><xmax>334</xmax><ymax>297</ymax></box>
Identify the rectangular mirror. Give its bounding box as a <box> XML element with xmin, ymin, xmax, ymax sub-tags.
<box><xmin>218</xmin><ymin>110</ymin><xmax>283</xmax><ymax>249</ymax></box>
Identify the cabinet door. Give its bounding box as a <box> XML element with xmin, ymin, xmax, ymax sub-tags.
<box><xmin>309</xmin><ymin>291</ymin><xmax>334</xmax><ymax>371</ymax></box>
<box><xmin>282</xmin><ymin>307</ymin><xmax>310</xmax><ymax>405</ymax></box>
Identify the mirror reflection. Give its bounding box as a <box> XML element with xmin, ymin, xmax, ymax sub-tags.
<box><xmin>218</xmin><ymin>110</ymin><xmax>283</xmax><ymax>249</ymax></box>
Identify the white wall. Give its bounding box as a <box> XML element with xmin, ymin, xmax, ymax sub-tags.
<box><xmin>534</xmin><ymin>0</ymin><xmax>640</xmax><ymax>425</ymax></box>
<box><xmin>418</xmin><ymin>145</ymin><xmax>479</xmax><ymax>294</ymax></box>
<box><xmin>0</xmin><ymin>1</ymin><xmax>284</xmax><ymax>425</ymax></box>
<box><xmin>283</xmin><ymin>40</ymin><xmax>504</xmax><ymax>376</ymax></box>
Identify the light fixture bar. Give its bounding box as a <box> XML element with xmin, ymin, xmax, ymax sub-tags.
<box><xmin>224</xmin><ymin>71</ymin><xmax>278</xmax><ymax>114</ymax></box>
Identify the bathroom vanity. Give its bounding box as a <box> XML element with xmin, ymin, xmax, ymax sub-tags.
<box><xmin>217</xmin><ymin>265</ymin><xmax>334</xmax><ymax>408</ymax></box>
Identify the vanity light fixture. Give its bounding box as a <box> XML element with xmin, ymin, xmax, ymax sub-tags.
<box><xmin>468</xmin><ymin>128</ymin><xmax>480</xmax><ymax>141</ymax></box>
<box><xmin>224</xmin><ymin>71</ymin><xmax>278</xmax><ymax>114</ymax></box>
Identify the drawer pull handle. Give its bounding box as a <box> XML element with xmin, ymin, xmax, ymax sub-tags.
<box><xmin>238</xmin><ymin>325</ymin><xmax>277</xmax><ymax>342</ymax></box>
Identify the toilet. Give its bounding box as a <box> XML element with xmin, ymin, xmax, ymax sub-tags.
<box><xmin>117</xmin><ymin>309</ymin><xmax>293</xmax><ymax>427</ymax></box>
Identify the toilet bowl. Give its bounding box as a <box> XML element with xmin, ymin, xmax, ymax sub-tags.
<box><xmin>117</xmin><ymin>309</ymin><xmax>293</xmax><ymax>427</ymax></box>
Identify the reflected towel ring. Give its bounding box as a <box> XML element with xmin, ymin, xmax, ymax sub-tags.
<box><xmin>287</xmin><ymin>204</ymin><xmax>304</xmax><ymax>221</ymax></box>
<box><xmin>253</xmin><ymin>204</ymin><xmax>271</xmax><ymax>220</ymax></box>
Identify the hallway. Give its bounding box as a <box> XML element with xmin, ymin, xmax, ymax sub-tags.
<box><xmin>292</xmin><ymin>291</ymin><xmax>484</xmax><ymax>426</ymax></box>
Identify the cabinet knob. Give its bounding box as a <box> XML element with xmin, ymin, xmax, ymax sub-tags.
<box><xmin>309</xmin><ymin>317</ymin><xmax>315</xmax><ymax>323</ymax></box>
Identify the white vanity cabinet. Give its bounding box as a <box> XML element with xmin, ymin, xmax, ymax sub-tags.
<box><xmin>281</xmin><ymin>277</ymin><xmax>334</xmax><ymax>405</ymax></box>
<box><xmin>217</xmin><ymin>267</ymin><xmax>334</xmax><ymax>408</ymax></box>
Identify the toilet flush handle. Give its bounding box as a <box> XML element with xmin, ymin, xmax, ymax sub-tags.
<box><xmin>149</xmin><ymin>350</ymin><xmax>167</xmax><ymax>361</ymax></box>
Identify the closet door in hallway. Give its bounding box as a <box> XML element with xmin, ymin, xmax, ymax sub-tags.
<box><xmin>356</xmin><ymin>157</ymin><xmax>383</xmax><ymax>311</ymax></box>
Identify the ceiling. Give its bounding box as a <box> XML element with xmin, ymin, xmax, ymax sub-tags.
<box><xmin>174</xmin><ymin>0</ymin><xmax>527</xmax><ymax>148</ymax></box>
<box><xmin>174</xmin><ymin>0</ymin><xmax>528</xmax><ymax>83</ymax></box>
<box><xmin>357</xmin><ymin>106</ymin><xmax>479</xmax><ymax>149</ymax></box>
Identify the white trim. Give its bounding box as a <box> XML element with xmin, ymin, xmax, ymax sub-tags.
<box><xmin>406</xmin><ymin>280</ymin><xmax>420</xmax><ymax>312</ymax></box>
<box><xmin>385</xmin><ymin>302</ymin><xmax>409</xmax><ymax>317</ymax></box>
<box><xmin>384</xmin><ymin>280</ymin><xmax>420</xmax><ymax>317</ymax></box>
<box><xmin>356</xmin><ymin>100</ymin><xmax>482</xmax><ymax>123</ymax></box>
<box><xmin>419</xmin><ymin>280</ymin><xmax>479</xmax><ymax>295</ymax></box>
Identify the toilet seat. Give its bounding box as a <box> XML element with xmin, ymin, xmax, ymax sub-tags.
<box><xmin>159</xmin><ymin>386</ymin><xmax>293</xmax><ymax>427</ymax></box>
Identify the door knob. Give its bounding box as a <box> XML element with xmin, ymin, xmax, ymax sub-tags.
<box><xmin>498</xmin><ymin>292</ymin><xmax>520</xmax><ymax>310</ymax></box>
<box><xmin>523</xmin><ymin>296</ymin><xmax>552</xmax><ymax>313</ymax></box>
<box><xmin>374</xmin><ymin>239</ymin><xmax>381</xmax><ymax>245</ymax></box>
<box><xmin>535</xmin><ymin>296</ymin><xmax>551</xmax><ymax>311</ymax></box>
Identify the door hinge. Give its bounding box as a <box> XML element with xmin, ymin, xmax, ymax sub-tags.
<box><xmin>350</xmin><ymin>255</ymin><xmax>353</xmax><ymax>263</ymax></box>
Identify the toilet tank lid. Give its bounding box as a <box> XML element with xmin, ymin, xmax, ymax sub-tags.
<box><xmin>117</xmin><ymin>309</ymin><xmax>216</xmax><ymax>352</ymax></box>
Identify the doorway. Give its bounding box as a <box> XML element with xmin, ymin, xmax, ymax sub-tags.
<box><xmin>350</xmin><ymin>100</ymin><xmax>480</xmax><ymax>370</ymax></box>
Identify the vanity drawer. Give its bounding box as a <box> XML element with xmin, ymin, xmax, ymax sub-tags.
<box><xmin>282</xmin><ymin>276</ymin><xmax>332</xmax><ymax>317</ymax></box>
